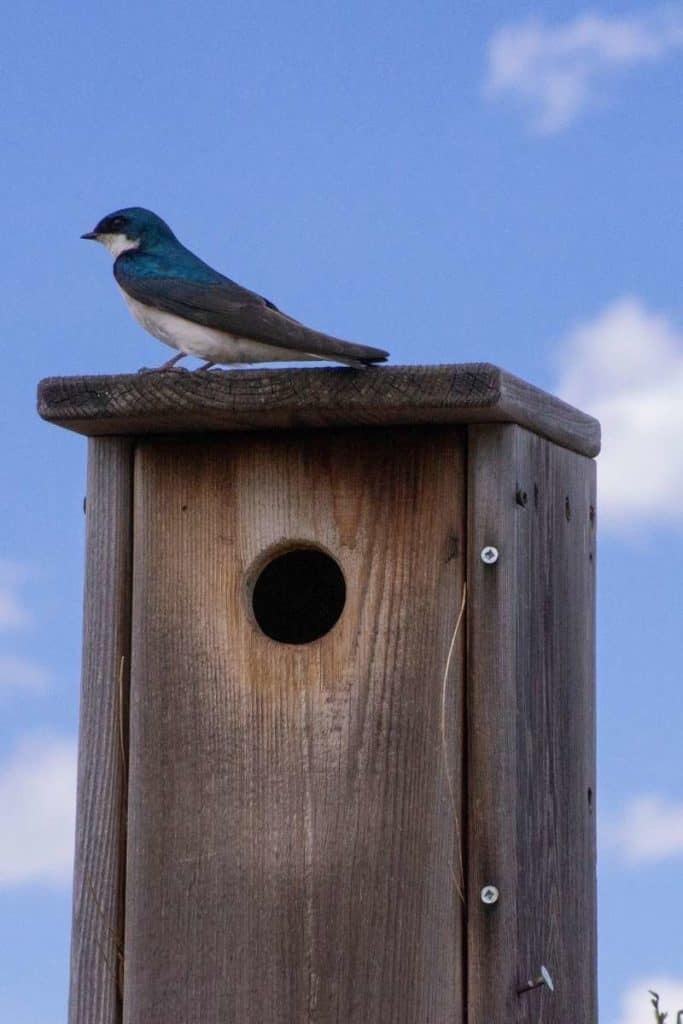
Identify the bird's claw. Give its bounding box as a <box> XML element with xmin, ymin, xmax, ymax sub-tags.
<box><xmin>137</xmin><ymin>365</ymin><xmax>190</xmax><ymax>374</ymax></box>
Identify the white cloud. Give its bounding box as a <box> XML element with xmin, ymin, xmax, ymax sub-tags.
<box><xmin>603</xmin><ymin>794</ymin><xmax>683</xmax><ymax>865</ymax></box>
<box><xmin>0</xmin><ymin>560</ymin><xmax>31</xmax><ymax>630</ymax></box>
<box><xmin>618</xmin><ymin>977</ymin><xmax>683</xmax><ymax>1024</ymax></box>
<box><xmin>555</xmin><ymin>297</ymin><xmax>683</xmax><ymax>530</ymax></box>
<box><xmin>0</xmin><ymin>655</ymin><xmax>52</xmax><ymax>696</ymax></box>
<box><xmin>0</xmin><ymin>734</ymin><xmax>76</xmax><ymax>887</ymax></box>
<box><xmin>486</xmin><ymin>7</ymin><xmax>683</xmax><ymax>132</ymax></box>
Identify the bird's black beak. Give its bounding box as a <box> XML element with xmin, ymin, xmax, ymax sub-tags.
<box><xmin>80</xmin><ymin>231</ymin><xmax>98</xmax><ymax>240</ymax></box>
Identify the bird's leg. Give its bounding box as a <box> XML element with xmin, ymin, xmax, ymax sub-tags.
<box><xmin>157</xmin><ymin>352</ymin><xmax>188</xmax><ymax>370</ymax></box>
<box><xmin>137</xmin><ymin>353</ymin><xmax>188</xmax><ymax>374</ymax></box>
<box><xmin>195</xmin><ymin>361</ymin><xmax>216</xmax><ymax>371</ymax></box>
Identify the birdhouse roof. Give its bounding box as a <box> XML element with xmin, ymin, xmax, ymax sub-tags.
<box><xmin>38</xmin><ymin>363</ymin><xmax>600</xmax><ymax>457</ymax></box>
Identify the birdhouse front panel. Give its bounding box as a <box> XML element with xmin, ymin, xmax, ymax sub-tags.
<box><xmin>124</xmin><ymin>425</ymin><xmax>467</xmax><ymax>1024</ymax></box>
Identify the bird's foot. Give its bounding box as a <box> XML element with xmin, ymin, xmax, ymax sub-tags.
<box><xmin>137</xmin><ymin>365</ymin><xmax>190</xmax><ymax>375</ymax></box>
<box><xmin>137</xmin><ymin>352</ymin><xmax>190</xmax><ymax>374</ymax></box>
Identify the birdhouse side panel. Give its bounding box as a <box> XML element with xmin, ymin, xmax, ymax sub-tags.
<box><xmin>467</xmin><ymin>424</ymin><xmax>596</xmax><ymax>1024</ymax></box>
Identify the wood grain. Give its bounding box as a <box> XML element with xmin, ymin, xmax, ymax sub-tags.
<box><xmin>466</xmin><ymin>424</ymin><xmax>597</xmax><ymax>1024</ymax></box>
<box><xmin>69</xmin><ymin>438</ymin><xmax>133</xmax><ymax>1024</ymax></box>
<box><xmin>124</xmin><ymin>425</ymin><xmax>467</xmax><ymax>1024</ymax></box>
<box><xmin>37</xmin><ymin>363</ymin><xmax>600</xmax><ymax>456</ymax></box>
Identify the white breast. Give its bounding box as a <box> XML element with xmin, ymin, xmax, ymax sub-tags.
<box><xmin>119</xmin><ymin>289</ymin><xmax>318</xmax><ymax>365</ymax></box>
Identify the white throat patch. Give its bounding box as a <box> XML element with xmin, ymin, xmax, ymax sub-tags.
<box><xmin>97</xmin><ymin>233</ymin><xmax>140</xmax><ymax>258</ymax></box>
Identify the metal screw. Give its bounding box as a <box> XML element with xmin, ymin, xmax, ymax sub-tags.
<box><xmin>480</xmin><ymin>884</ymin><xmax>499</xmax><ymax>905</ymax></box>
<box><xmin>518</xmin><ymin>965</ymin><xmax>554</xmax><ymax>995</ymax></box>
<box><xmin>480</xmin><ymin>545</ymin><xmax>499</xmax><ymax>565</ymax></box>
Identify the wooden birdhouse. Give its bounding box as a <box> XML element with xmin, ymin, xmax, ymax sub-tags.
<box><xmin>39</xmin><ymin>363</ymin><xmax>599</xmax><ymax>1024</ymax></box>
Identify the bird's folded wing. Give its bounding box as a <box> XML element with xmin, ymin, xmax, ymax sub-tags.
<box><xmin>116</xmin><ymin>273</ymin><xmax>389</xmax><ymax>364</ymax></box>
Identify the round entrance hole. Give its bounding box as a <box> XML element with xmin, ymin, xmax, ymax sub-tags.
<box><xmin>251</xmin><ymin>547</ymin><xmax>346</xmax><ymax>644</ymax></box>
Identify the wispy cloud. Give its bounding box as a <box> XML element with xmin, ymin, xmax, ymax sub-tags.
<box><xmin>0</xmin><ymin>560</ymin><xmax>31</xmax><ymax>630</ymax></box>
<box><xmin>603</xmin><ymin>794</ymin><xmax>683</xmax><ymax>865</ymax></box>
<box><xmin>556</xmin><ymin>297</ymin><xmax>683</xmax><ymax>530</ymax></box>
<box><xmin>0</xmin><ymin>734</ymin><xmax>76</xmax><ymax>887</ymax></box>
<box><xmin>485</xmin><ymin>7</ymin><xmax>683</xmax><ymax>132</ymax></box>
<box><xmin>0</xmin><ymin>563</ymin><xmax>53</xmax><ymax>698</ymax></box>
<box><xmin>618</xmin><ymin>977</ymin><xmax>683</xmax><ymax>1024</ymax></box>
<box><xmin>0</xmin><ymin>655</ymin><xmax>53</xmax><ymax>697</ymax></box>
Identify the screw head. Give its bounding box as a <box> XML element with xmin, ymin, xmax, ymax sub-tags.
<box><xmin>480</xmin><ymin>884</ymin><xmax>499</xmax><ymax>905</ymax></box>
<box><xmin>480</xmin><ymin>545</ymin><xmax>499</xmax><ymax>565</ymax></box>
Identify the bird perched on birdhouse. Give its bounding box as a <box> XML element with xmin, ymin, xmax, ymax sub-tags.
<box><xmin>82</xmin><ymin>207</ymin><xmax>389</xmax><ymax>371</ymax></box>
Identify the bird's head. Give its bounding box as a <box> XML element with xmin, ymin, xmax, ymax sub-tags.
<box><xmin>81</xmin><ymin>207</ymin><xmax>177</xmax><ymax>257</ymax></box>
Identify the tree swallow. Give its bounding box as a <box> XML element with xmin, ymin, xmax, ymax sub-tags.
<box><xmin>81</xmin><ymin>207</ymin><xmax>389</xmax><ymax>371</ymax></box>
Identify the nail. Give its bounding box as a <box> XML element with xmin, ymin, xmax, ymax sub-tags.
<box><xmin>518</xmin><ymin>965</ymin><xmax>554</xmax><ymax>995</ymax></box>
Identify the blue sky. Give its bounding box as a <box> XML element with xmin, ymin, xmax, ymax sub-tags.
<box><xmin>1</xmin><ymin>2</ymin><xmax>682</xmax><ymax>1021</ymax></box>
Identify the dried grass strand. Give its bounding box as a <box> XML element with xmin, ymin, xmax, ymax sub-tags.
<box><xmin>440</xmin><ymin>580</ymin><xmax>467</xmax><ymax>904</ymax></box>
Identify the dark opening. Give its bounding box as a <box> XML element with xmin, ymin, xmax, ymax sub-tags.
<box><xmin>251</xmin><ymin>547</ymin><xmax>346</xmax><ymax>644</ymax></box>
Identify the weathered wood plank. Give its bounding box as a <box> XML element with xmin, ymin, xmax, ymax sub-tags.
<box><xmin>466</xmin><ymin>424</ymin><xmax>597</xmax><ymax>1024</ymax></box>
<box><xmin>124</xmin><ymin>426</ymin><xmax>466</xmax><ymax>1024</ymax></box>
<box><xmin>69</xmin><ymin>438</ymin><xmax>133</xmax><ymax>1024</ymax></box>
<box><xmin>465</xmin><ymin>426</ymin><xmax>521</xmax><ymax>1024</ymax></box>
<box><xmin>37</xmin><ymin>363</ymin><xmax>600</xmax><ymax>457</ymax></box>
